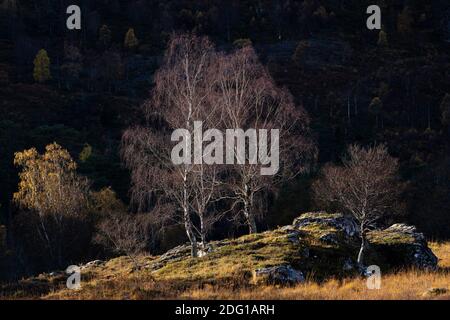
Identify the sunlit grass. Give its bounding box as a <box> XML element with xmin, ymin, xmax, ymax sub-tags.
<box><xmin>40</xmin><ymin>242</ymin><xmax>449</xmax><ymax>300</ymax></box>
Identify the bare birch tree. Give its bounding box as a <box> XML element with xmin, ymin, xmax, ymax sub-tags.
<box><xmin>313</xmin><ymin>144</ymin><xmax>405</xmax><ymax>266</ymax></box>
<box><xmin>122</xmin><ymin>34</ymin><xmax>221</xmax><ymax>257</ymax></box>
<box><xmin>214</xmin><ymin>46</ymin><xmax>316</xmax><ymax>234</ymax></box>
<box><xmin>94</xmin><ymin>213</ymin><xmax>149</xmax><ymax>268</ymax></box>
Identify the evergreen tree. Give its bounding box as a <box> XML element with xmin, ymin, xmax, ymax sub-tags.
<box><xmin>98</xmin><ymin>24</ymin><xmax>112</xmax><ymax>49</ymax></box>
<box><xmin>377</xmin><ymin>30</ymin><xmax>388</xmax><ymax>47</ymax></box>
<box><xmin>79</xmin><ymin>144</ymin><xmax>93</xmax><ymax>163</ymax></box>
<box><xmin>33</xmin><ymin>49</ymin><xmax>51</xmax><ymax>83</ymax></box>
<box><xmin>124</xmin><ymin>28</ymin><xmax>139</xmax><ymax>49</ymax></box>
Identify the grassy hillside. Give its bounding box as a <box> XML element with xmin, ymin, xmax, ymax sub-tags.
<box><xmin>1</xmin><ymin>213</ymin><xmax>448</xmax><ymax>300</ymax></box>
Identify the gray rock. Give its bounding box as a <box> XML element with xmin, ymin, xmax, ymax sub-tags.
<box><xmin>253</xmin><ymin>265</ymin><xmax>304</xmax><ymax>285</ymax></box>
<box><xmin>343</xmin><ymin>259</ymin><xmax>354</xmax><ymax>271</ymax></box>
<box><xmin>384</xmin><ymin>224</ymin><xmax>424</xmax><ymax>241</ymax></box>
<box><xmin>319</xmin><ymin>233</ymin><xmax>339</xmax><ymax>244</ymax></box>
<box><xmin>301</xmin><ymin>248</ymin><xmax>310</xmax><ymax>259</ymax></box>
<box><xmin>287</xmin><ymin>231</ymin><xmax>301</xmax><ymax>245</ymax></box>
<box><xmin>293</xmin><ymin>212</ymin><xmax>359</xmax><ymax>237</ymax></box>
<box><xmin>387</xmin><ymin>224</ymin><xmax>438</xmax><ymax>269</ymax></box>
<box><xmin>292</xmin><ymin>213</ymin><xmax>437</xmax><ymax>271</ymax></box>
<box><xmin>83</xmin><ymin>260</ymin><xmax>104</xmax><ymax>268</ymax></box>
<box><xmin>371</xmin><ymin>223</ymin><xmax>438</xmax><ymax>270</ymax></box>
<box><xmin>280</xmin><ymin>226</ymin><xmax>302</xmax><ymax>244</ymax></box>
<box><xmin>158</xmin><ymin>244</ymin><xmax>192</xmax><ymax>264</ymax></box>
<box><xmin>150</xmin><ymin>241</ymin><xmax>232</xmax><ymax>271</ymax></box>
<box><xmin>412</xmin><ymin>246</ymin><xmax>438</xmax><ymax>270</ymax></box>
<box><xmin>198</xmin><ymin>242</ymin><xmax>214</xmax><ymax>258</ymax></box>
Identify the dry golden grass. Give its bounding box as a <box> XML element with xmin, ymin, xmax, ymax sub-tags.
<box><xmin>182</xmin><ymin>242</ymin><xmax>450</xmax><ymax>300</ymax></box>
<box><xmin>40</xmin><ymin>242</ymin><xmax>449</xmax><ymax>300</ymax></box>
<box><xmin>183</xmin><ymin>268</ymin><xmax>449</xmax><ymax>300</ymax></box>
<box><xmin>430</xmin><ymin>242</ymin><xmax>450</xmax><ymax>269</ymax></box>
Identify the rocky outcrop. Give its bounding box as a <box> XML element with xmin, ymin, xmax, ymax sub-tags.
<box><xmin>147</xmin><ymin>212</ymin><xmax>438</xmax><ymax>281</ymax></box>
<box><xmin>156</xmin><ymin>241</ymin><xmax>227</xmax><ymax>262</ymax></box>
<box><xmin>368</xmin><ymin>223</ymin><xmax>438</xmax><ymax>270</ymax></box>
<box><xmin>148</xmin><ymin>244</ymin><xmax>192</xmax><ymax>271</ymax></box>
<box><xmin>291</xmin><ymin>213</ymin><xmax>438</xmax><ymax>271</ymax></box>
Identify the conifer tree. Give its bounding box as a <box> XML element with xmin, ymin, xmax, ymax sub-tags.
<box><xmin>99</xmin><ymin>24</ymin><xmax>112</xmax><ymax>48</ymax></box>
<box><xmin>124</xmin><ymin>28</ymin><xmax>139</xmax><ymax>50</ymax></box>
<box><xmin>377</xmin><ymin>30</ymin><xmax>388</xmax><ymax>47</ymax></box>
<box><xmin>33</xmin><ymin>49</ymin><xmax>51</xmax><ymax>83</ymax></box>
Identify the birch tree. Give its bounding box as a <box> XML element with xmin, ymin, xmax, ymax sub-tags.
<box><xmin>214</xmin><ymin>46</ymin><xmax>315</xmax><ymax>234</ymax></box>
<box><xmin>313</xmin><ymin>144</ymin><xmax>405</xmax><ymax>266</ymax></box>
<box><xmin>122</xmin><ymin>34</ymin><xmax>220</xmax><ymax>257</ymax></box>
<box><xmin>13</xmin><ymin>143</ymin><xmax>90</xmax><ymax>267</ymax></box>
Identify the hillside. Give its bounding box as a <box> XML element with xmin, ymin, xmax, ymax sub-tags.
<box><xmin>2</xmin><ymin>1</ymin><xmax>450</xmax><ymax>307</ymax></box>
<box><xmin>2</xmin><ymin>212</ymin><xmax>448</xmax><ymax>300</ymax></box>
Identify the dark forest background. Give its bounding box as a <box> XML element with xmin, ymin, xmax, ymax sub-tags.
<box><xmin>0</xmin><ymin>0</ymin><xmax>450</xmax><ymax>279</ymax></box>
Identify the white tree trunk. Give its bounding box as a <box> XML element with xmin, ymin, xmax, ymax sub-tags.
<box><xmin>357</xmin><ymin>227</ymin><xmax>367</xmax><ymax>266</ymax></box>
<box><xmin>243</xmin><ymin>198</ymin><xmax>257</xmax><ymax>234</ymax></box>
<box><xmin>183</xmin><ymin>172</ymin><xmax>198</xmax><ymax>258</ymax></box>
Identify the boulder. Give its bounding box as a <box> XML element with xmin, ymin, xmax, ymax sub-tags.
<box><xmin>253</xmin><ymin>265</ymin><xmax>304</xmax><ymax>285</ymax></box>
<box><xmin>368</xmin><ymin>224</ymin><xmax>438</xmax><ymax>270</ymax></box>
<box><xmin>49</xmin><ymin>271</ymin><xmax>65</xmax><ymax>277</ymax></box>
<box><xmin>342</xmin><ymin>258</ymin><xmax>354</xmax><ymax>271</ymax></box>
<box><xmin>82</xmin><ymin>260</ymin><xmax>105</xmax><ymax>269</ymax></box>
<box><xmin>158</xmin><ymin>244</ymin><xmax>192</xmax><ymax>264</ymax></box>
<box><xmin>293</xmin><ymin>212</ymin><xmax>359</xmax><ymax>237</ymax></box>
<box><xmin>293</xmin><ymin>213</ymin><xmax>438</xmax><ymax>270</ymax></box>
<box><xmin>197</xmin><ymin>242</ymin><xmax>217</xmax><ymax>258</ymax></box>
